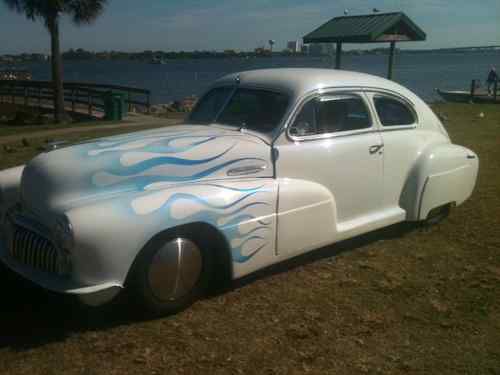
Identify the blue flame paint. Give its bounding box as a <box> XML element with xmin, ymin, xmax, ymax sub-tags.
<box><xmin>97</xmin><ymin>157</ymin><xmax>267</xmax><ymax>191</ymax></box>
<box><xmin>105</xmin><ymin>144</ymin><xmax>236</xmax><ymax>176</ymax></box>
<box><xmin>84</xmin><ymin>129</ymin><xmax>274</xmax><ymax>263</ymax></box>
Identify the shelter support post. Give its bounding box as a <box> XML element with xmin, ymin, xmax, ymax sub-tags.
<box><xmin>388</xmin><ymin>41</ymin><xmax>396</xmax><ymax>80</ymax></box>
<box><xmin>335</xmin><ymin>42</ymin><xmax>342</xmax><ymax>69</ymax></box>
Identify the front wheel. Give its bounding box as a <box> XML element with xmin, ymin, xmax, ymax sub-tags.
<box><xmin>128</xmin><ymin>233</ymin><xmax>213</xmax><ymax>316</ymax></box>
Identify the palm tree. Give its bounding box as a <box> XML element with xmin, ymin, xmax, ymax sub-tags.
<box><xmin>3</xmin><ymin>0</ymin><xmax>108</xmax><ymax>123</ymax></box>
<box><xmin>268</xmin><ymin>39</ymin><xmax>275</xmax><ymax>53</ymax></box>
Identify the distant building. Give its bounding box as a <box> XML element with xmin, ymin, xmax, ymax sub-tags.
<box><xmin>287</xmin><ymin>40</ymin><xmax>301</xmax><ymax>53</ymax></box>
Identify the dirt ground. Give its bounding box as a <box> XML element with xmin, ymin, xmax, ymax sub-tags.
<box><xmin>0</xmin><ymin>103</ymin><xmax>498</xmax><ymax>375</ymax></box>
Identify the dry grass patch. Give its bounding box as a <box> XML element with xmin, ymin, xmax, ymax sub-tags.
<box><xmin>0</xmin><ymin>103</ymin><xmax>498</xmax><ymax>375</ymax></box>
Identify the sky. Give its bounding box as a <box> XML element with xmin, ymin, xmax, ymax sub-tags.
<box><xmin>0</xmin><ymin>0</ymin><xmax>499</xmax><ymax>54</ymax></box>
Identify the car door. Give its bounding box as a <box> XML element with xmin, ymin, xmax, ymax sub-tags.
<box><xmin>366</xmin><ymin>92</ymin><xmax>420</xmax><ymax>210</ymax></box>
<box><xmin>273</xmin><ymin>90</ymin><xmax>384</xmax><ymax>256</ymax></box>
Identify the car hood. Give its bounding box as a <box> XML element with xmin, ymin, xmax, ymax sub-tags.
<box><xmin>21</xmin><ymin>124</ymin><xmax>272</xmax><ymax>213</ymax></box>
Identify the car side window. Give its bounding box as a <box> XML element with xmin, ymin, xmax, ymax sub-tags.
<box><xmin>290</xmin><ymin>94</ymin><xmax>371</xmax><ymax>137</ymax></box>
<box><xmin>317</xmin><ymin>95</ymin><xmax>371</xmax><ymax>133</ymax></box>
<box><xmin>373</xmin><ymin>96</ymin><xmax>416</xmax><ymax>126</ymax></box>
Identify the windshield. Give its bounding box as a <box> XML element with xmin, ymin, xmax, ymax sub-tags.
<box><xmin>189</xmin><ymin>87</ymin><xmax>290</xmax><ymax>133</ymax></box>
<box><xmin>189</xmin><ymin>87</ymin><xmax>233</xmax><ymax>124</ymax></box>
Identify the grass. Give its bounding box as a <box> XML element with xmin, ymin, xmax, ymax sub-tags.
<box><xmin>0</xmin><ymin>103</ymin><xmax>185</xmax><ymax>138</ymax></box>
<box><xmin>0</xmin><ymin>119</ymin><xmax>124</xmax><ymax>138</ymax></box>
<box><xmin>0</xmin><ymin>103</ymin><xmax>499</xmax><ymax>374</ymax></box>
<box><xmin>0</xmin><ymin>103</ymin><xmax>113</xmax><ymax>136</ymax></box>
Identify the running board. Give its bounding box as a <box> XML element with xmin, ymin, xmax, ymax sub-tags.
<box><xmin>336</xmin><ymin>207</ymin><xmax>406</xmax><ymax>242</ymax></box>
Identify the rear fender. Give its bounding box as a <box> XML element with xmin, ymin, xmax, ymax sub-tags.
<box><xmin>400</xmin><ymin>144</ymin><xmax>479</xmax><ymax>221</ymax></box>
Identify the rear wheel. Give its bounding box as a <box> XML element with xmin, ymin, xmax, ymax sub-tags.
<box><xmin>128</xmin><ymin>231</ymin><xmax>213</xmax><ymax>316</ymax></box>
<box><xmin>424</xmin><ymin>204</ymin><xmax>451</xmax><ymax>226</ymax></box>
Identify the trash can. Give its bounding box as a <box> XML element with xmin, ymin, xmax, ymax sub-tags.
<box><xmin>103</xmin><ymin>92</ymin><xmax>127</xmax><ymax>121</ymax></box>
<box><xmin>113</xmin><ymin>92</ymin><xmax>128</xmax><ymax>118</ymax></box>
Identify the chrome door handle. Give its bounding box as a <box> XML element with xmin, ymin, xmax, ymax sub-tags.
<box><xmin>369</xmin><ymin>144</ymin><xmax>384</xmax><ymax>154</ymax></box>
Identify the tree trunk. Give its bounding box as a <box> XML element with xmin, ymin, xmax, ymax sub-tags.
<box><xmin>48</xmin><ymin>15</ymin><xmax>65</xmax><ymax>123</ymax></box>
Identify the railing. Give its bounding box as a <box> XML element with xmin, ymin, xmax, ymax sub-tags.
<box><xmin>0</xmin><ymin>69</ymin><xmax>32</xmax><ymax>81</ymax></box>
<box><xmin>0</xmin><ymin>80</ymin><xmax>151</xmax><ymax>116</ymax></box>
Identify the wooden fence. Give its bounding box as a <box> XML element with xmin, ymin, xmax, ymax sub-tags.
<box><xmin>0</xmin><ymin>80</ymin><xmax>151</xmax><ymax>116</ymax></box>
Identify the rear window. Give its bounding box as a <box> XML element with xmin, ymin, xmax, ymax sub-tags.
<box><xmin>374</xmin><ymin>96</ymin><xmax>416</xmax><ymax>126</ymax></box>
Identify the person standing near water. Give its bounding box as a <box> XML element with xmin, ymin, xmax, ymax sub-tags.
<box><xmin>487</xmin><ymin>67</ymin><xmax>498</xmax><ymax>95</ymax></box>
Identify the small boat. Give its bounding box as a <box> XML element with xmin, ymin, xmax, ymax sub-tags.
<box><xmin>149</xmin><ymin>57</ymin><xmax>168</xmax><ymax>65</ymax></box>
<box><xmin>437</xmin><ymin>88</ymin><xmax>500</xmax><ymax>104</ymax></box>
<box><xmin>0</xmin><ymin>68</ymin><xmax>32</xmax><ymax>81</ymax></box>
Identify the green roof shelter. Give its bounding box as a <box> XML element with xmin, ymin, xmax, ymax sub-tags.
<box><xmin>303</xmin><ymin>12</ymin><xmax>426</xmax><ymax>80</ymax></box>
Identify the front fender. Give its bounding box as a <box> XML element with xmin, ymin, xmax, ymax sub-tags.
<box><xmin>400</xmin><ymin>143</ymin><xmax>479</xmax><ymax>220</ymax></box>
<box><xmin>276</xmin><ymin>178</ymin><xmax>337</xmax><ymax>256</ymax></box>
<box><xmin>67</xmin><ymin>179</ymin><xmax>278</xmax><ymax>287</ymax></box>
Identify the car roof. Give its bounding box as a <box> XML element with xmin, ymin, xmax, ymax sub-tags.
<box><xmin>213</xmin><ymin>68</ymin><xmax>417</xmax><ymax>102</ymax></box>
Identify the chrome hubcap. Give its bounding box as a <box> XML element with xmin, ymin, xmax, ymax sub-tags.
<box><xmin>148</xmin><ymin>238</ymin><xmax>202</xmax><ymax>301</ymax></box>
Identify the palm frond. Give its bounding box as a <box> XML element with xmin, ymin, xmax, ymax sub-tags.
<box><xmin>65</xmin><ymin>0</ymin><xmax>108</xmax><ymax>25</ymax></box>
<box><xmin>2</xmin><ymin>0</ymin><xmax>108</xmax><ymax>25</ymax></box>
<box><xmin>2</xmin><ymin>0</ymin><xmax>38</xmax><ymax>21</ymax></box>
<box><xmin>2</xmin><ymin>0</ymin><xmax>21</xmax><ymax>12</ymax></box>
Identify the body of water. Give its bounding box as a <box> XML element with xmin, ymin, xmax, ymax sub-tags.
<box><xmin>10</xmin><ymin>52</ymin><xmax>500</xmax><ymax>104</ymax></box>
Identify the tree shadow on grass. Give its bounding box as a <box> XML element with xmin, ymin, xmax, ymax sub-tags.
<box><xmin>0</xmin><ymin>221</ymin><xmax>418</xmax><ymax>351</ymax></box>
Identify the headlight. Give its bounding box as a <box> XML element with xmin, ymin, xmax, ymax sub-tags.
<box><xmin>53</xmin><ymin>215</ymin><xmax>74</xmax><ymax>251</ymax></box>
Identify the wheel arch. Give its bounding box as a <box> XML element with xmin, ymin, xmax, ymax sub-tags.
<box><xmin>399</xmin><ymin>143</ymin><xmax>479</xmax><ymax>221</ymax></box>
<box><xmin>125</xmin><ymin>221</ymin><xmax>233</xmax><ymax>288</ymax></box>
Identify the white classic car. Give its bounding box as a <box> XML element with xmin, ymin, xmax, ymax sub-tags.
<box><xmin>0</xmin><ymin>69</ymin><xmax>478</xmax><ymax>314</ymax></box>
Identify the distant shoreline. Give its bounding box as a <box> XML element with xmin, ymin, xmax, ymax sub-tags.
<box><xmin>2</xmin><ymin>46</ymin><xmax>500</xmax><ymax>64</ymax></box>
<box><xmin>1</xmin><ymin>52</ymin><xmax>495</xmax><ymax>105</ymax></box>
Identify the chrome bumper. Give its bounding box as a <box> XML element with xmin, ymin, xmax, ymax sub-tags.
<box><xmin>0</xmin><ymin>234</ymin><xmax>122</xmax><ymax>306</ymax></box>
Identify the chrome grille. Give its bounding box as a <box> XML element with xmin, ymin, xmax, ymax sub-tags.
<box><xmin>10</xmin><ymin>225</ymin><xmax>59</xmax><ymax>274</ymax></box>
